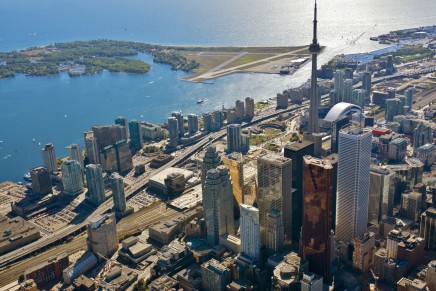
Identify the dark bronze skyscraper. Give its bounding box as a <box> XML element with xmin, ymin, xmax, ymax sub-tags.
<box><xmin>301</xmin><ymin>155</ymin><xmax>336</xmax><ymax>283</ymax></box>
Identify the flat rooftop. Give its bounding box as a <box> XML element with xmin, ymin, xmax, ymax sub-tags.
<box><xmin>149</xmin><ymin>167</ymin><xmax>194</xmax><ymax>186</ymax></box>
<box><xmin>285</xmin><ymin>140</ymin><xmax>314</xmax><ymax>151</ymax></box>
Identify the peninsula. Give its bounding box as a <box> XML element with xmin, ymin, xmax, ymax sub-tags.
<box><xmin>0</xmin><ymin>39</ymin><xmax>313</xmax><ymax>81</ymax></box>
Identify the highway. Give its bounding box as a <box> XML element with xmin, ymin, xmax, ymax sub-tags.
<box><xmin>0</xmin><ymin>100</ymin><xmax>311</xmax><ymax>270</ymax></box>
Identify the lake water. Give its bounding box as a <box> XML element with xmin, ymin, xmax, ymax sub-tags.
<box><xmin>0</xmin><ymin>0</ymin><xmax>435</xmax><ymax>182</ymax></box>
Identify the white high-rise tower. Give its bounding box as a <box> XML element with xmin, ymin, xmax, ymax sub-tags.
<box><xmin>240</xmin><ymin>204</ymin><xmax>261</xmax><ymax>261</ymax></box>
<box><xmin>335</xmin><ymin>126</ymin><xmax>372</xmax><ymax>241</ymax></box>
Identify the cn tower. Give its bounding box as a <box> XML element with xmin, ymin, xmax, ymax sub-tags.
<box><xmin>307</xmin><ymin>1</ymin><xmax>321</xmax><ymax>136</ymax></box>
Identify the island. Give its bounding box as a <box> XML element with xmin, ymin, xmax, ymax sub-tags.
<box><xmin>0</xmin><ymin>40</ymin><xmax>313</xmax><ymax>81</ymax></box>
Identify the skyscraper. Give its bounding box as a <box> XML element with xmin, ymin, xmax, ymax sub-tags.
<box><xmin>99</xmin><ymin>140</ymin><xmax>133</xmax><ymax>175</ymax></box>
<box><xmin>110</xmin><ymin>172</ymin><xmax>126</xmax><ymax>213</ymax></box>
<box><xmin>266</xmin><ymin>209</ymin><xmax>284</xmax><ymax>254</ymax></box>
<box><xmin>213</xmin><ymin>110</ymin><xmax>224</xmax><ymax>130</ymax></box>
<box><xmin>227</xmin><ymin>124</ymin><xmax>241</xmax><ymax>153</ymax></box>
<box><xmin>307</xmin><ymin>1</ymin><xmax>321</xmax><ymax>136</ymax></box>
<box><xmin>330</xmin><ymin>115</ymin><xmax>350</xmax><ymax>154</ymax></box>
<box><xmin>91</xmin><ymin>125</ymin><xmax>127</xmax><ymax>152</ymax></box>
<box><xmin>187</xmin><ymin>114</ymin><xmax>199</xmax><ymax>133</ymax></box>
<box><xmin>222</xmin><ymin>152</ymin><xmax>244</xmax><ymax>207</ymax></box>
<box><xmin>413</xmin><ymin>122</ymin><xmax>432</xmax><ymax>150</ymax></box>
<box><xmin>404</xmin><ymin>88</ymin><xmax>415</xmax><ymax>108</ymax></box>
<box><xmin>362</xmin><ymin>71</ymin><xmax>372</xmax><ymax>105</ymax></box>
<box><xmin>30</xmin><ymin>166</ymin><xmax>52</xmax><ymax>195</ymax></box>
<box><xmin>171</xmin><ymin>111</ymin><xmax>184</xmax><ymax>138</ymax></box>
<box><xmin>245</xmin><ymin>97</ymin><xmax>255</xmax><ymax>118</ymax></box>
<box><xmin>334</xmin><ymin>70</ymin><xmax>344</xmax><ymax>102</ymax></box>
<box><xmin>87</xmin><ymin>213</ymin><xmax>118</xmax><ymax>258</ymax></box>
<box><xmin>385</xmin><ymin>98</ymin><xmax>402</xmax><ymax>122</ymax></box>
<box><xmin>203</xmin><ymin>113</ymin><xmax>213</xmax><ymax>132</ymax></box>
<box><xmin>240</xmin><ymin>204</ymin><xmax>261</xmax><ymax>261</ymax></box>
<box><xmin>352</xmin><ymin>89</ymin><xmax>365</xmax><ymax>108</ymax></box>
<box><xmin>115</xmin><ymin>116</ymin><xmax>129</xmax><ymax>138</ymax></box>
<box><xmin>343</xmin><ymin>79</ymin><xmax>353</xmax><ymax>103</ymax></box>
<box><xmin>301</xmin><ymin>155</ymin><xmax>336</xmax><ymax>282</ymax></box>
<box><xmin>203</xmin><ymin>166</ymin><xmax>235</xmax><ymax>246</ymax></box>
<box><xmin>235</xmin><ymin>100</ymin><xmax>245</xmax><ymax>120</ymax></box>
<box><xmin>329</xmin><ymin>89</ymin><xmax>338</xmax><ymax>107</ymax></box>
<box><xmin>420</xmin><ymin>208</ymin><xmax>436</xmax><ymax>250</ymax></box>
<box><xmin>201</xmin><ymin>259</ymin><xmax>230</xmax><ymax>291</ymax></box>
<box><xmin>257</xmin><ymin>154</ymin><xmax>292</xmax><ymax>244</ymax></box>
<box><xmin>128</xmin><ymin>119</ymin><xmax>143</xmax><ymax>152</ymax></box>
<box><xmin>84</xmin><ymin>131</ymin><xmax>99</xmax><ymax>164</ymax></box>
<box><xmin>335</xmin><ymin>126</ymin><xmax>372</xmax><ymax>241</ymax></box>
<box><xmin>85</xmin><ymin>164</ymin><xmax>105</xmax><ymax>206</ymax></box>
<box><xmin>202</xmin><ymin>144</ymin><xmax>221</xmax><ymax>187</ymax></box>
<box><xmin>426</xmin><ymin>261</ymin><xmax>436</xmax><ymax>290</ymax></box>
<box><xmin>368</xmin><ymin>165</ymin><xmax>395</xmax><ymax>225</ymax></box>
<box><xmin>61</xmin><ymin>160</ymin><xmax>84</xmax><ymax>196</ymax></box>
<box><xmin>284</xmin><ymin>140</ymin><xmax>314</xmax><ymax>241</ymax></box>
<box><xmin>167</xmin><ymin>117</ymin><xmax>179</xmax><ymax>149</ymax></box>
<box><xmin>67</xmin><ymin>144</ymin><xmax>84</xmax><ymax>169</ymax></box>
<box><xmin>115</xmin><ymin>116</ymin><xmax>128</xmax><ymax>127</ymax></box>
<box><xmin>41</xmin><ymin>143</ymin><xmax>57</xmax><ymax>173</ymax></box>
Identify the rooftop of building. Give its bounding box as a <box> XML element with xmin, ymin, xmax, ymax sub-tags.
<box><xmin>422</xmin><ymin>207</ymin><xmax>436</xmax><ymax>218</ymax></box>
<box><xmin>202</xmin><ymin>258</ymin><xmax>228</xmax><ymax>274</ymax></box>
<box><xmin>303</xmin><ymin>155</ymin><xmax>334</xmax><ymax>169</ymax></box>
<box><xmin>406</xmin><ymin>158</ymin><xmax>424</xmax><ymax>167</ymax></box>
<box><xmin>340</xmin><ymin>125</ymin><xmax>372</xmax><ymax>136</ymax></box>
<box><xmin>397</xmin><ymin>278</ymin><xmax>427</xmax><ymax>288</ymax></box>
<box><xmin>73</xmin><ymin>275</ymin><xmax>95</xmax><ymax>288</ymax></box>
<box><xmin>390</xmin><ymin>138</ymin><xmax>407</xmax><ymax>144</ymax></box>
<box><xmin>284</xmin><ymin>140</ymin><xmax>314</xmax><ymax>151</ymax></box>
<box><xmin>0</xmin><ymin>215</ymin><xmax>40</xmax><ymax>248</ymax></box>
<box><xmin>258</xmin><ymin>153</ymin><xmax>291</xmax><ymax>164</ymax></box>
<box><xmin>149</xmin><ymin>275</ymin><xmax>178</xmax><ymax>290</ymax></box>
<box><xmin>418</xmin><ymin>143</ymin><xmax>436</xmax><ymax>150</ymax></box>
<box><xmin>150</xmin><ymin>215</ymin><xmax>187</xmax><ymax>235</ymax></box>
<box><xmin>30</xmin><ymin>166</ymin><xmax>49</xmax><ymax>173</ymax></box>
<box><xmin>370</xmin><ymin>165</ymin><xmax>394</xmax><ymax>175</ymax></box>
<box><xmin>25</xmin><ymin>252</ymin><xmax>68</xmax><ymax>275</ymax></box>
<box><xmin>221</xmin><ymin>234</ymin><xmax>241</xmax><ymax>245</ymax></box>
<box><xmin>375</xmin><ymin>248</ymin><xmax>388</xmax><ymax>258</ymax></box>
<box><xmin>149</xmin><ymin>167</ymin><xmax>194</xmax><ymax>186</ymax></box>
<box><xmin>88</xmin><ymin>213</ymin><xmax>114</xmax><ymax>229</ymax></box>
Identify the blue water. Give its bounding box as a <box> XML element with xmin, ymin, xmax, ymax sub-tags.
<box><xmin>0</xmin><ymin>0</ymin><xmax>435</xmax><ymax>182</ymax></box>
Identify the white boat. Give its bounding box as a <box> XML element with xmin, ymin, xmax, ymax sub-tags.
<box><xmin>32</xmin><ymin>138</ymin><xmax>36</xmax><ymax>142</ymax></box>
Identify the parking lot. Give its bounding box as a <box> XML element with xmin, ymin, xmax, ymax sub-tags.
<box><xmin>29</xmin><ymin>194</ymin><xmax>91</xmax><ymax>234</ymax></box>
<box><xmin>127</xmin><ymin>189</ymin><xmax>158</xmax><ymax>211</ymax></box>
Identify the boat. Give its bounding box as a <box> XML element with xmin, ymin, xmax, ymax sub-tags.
<box><xmin>0</xmin><ymin>141</ymin><xmax>3</xmax><ymax>144</ymax></box>
<box><xmin>197</xmin><ymin>99</ymin><xmax>205</xmax><ymax>104</ymax></box>
<box><xmin>32</xmin><ymin>138</ymin><xmax>36</xmax><ymax>142</ymax></box>
<box><xmin>23</xmin><ymin>173</ymin><xmax>31</xmax><ymax>181</ymax></box>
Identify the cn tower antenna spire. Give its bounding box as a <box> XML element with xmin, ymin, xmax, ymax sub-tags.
<box><xmin>313</xmin><ymin>0</ymin><xmax>318</xmax><ymax>45</ymax></box>
<box><xmin>307</xmin><ymin>0</ymin><xmax>321</xmax><ymax>137</ymax></box>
